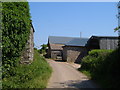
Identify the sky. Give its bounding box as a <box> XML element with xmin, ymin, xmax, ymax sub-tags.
<box><xmin>29</xmin><ymin>2</ymin><xmax>119</xmax><ymax>48</ymax></box>
<box><xmin>27</xmin><ymin>0</ymin><xmax>119</xmax><ymax>2</ymax></box>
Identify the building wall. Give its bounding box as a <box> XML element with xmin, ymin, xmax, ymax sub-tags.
<box><xmin>47</xmin><ymin>44</ymin><xmax>51</xmax><ymax>58</ymax></box>
<box><xmin>100</xmin><ymin>38</ymin><xmax>118</xmax><ymax>50</ymax></box>
<box><xmin>47</xmin><ymin>44</ymin><xmax>63</xmax><ymax>59</ymax></box>
<box><xmin>51</xmin><ymin>50</ymin><xmax>62</xmax><ymax>59</ymax></box>
<box><xmin>87</xmin><ymin>37</ymin><xmax>119</xmax><ymax>50</ymax></box>
<box><xmin>63</xmin><ymin>46</ymin><xmax>87</xmax><ymax>63</ymax></box>
<box><xmin>47</xmin><ymin>43</ymin><xmax>64</xmax><ymax>59</ymax></box>
<box><xmin>20</xmin><ymin>27</ymin><xmax>34</xmax><ymax>64</ymax></box>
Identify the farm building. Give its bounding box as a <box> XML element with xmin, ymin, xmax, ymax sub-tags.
<box><xmin>47</xmin><ymin>43</ymin><xmax>64</xmax><ymax>59</ymax></box>
<box><xmin>86</xmin><ymin>36</ymin><xmax>119</xmax><ymax>50</ymax></box>
<box><xmin>48</xmin><ymin>36</ymin><xmax>67</xmax><ymax>59</ymax></box>
<box><xmin>48</xmin><ymin>36</ymin><xmax>118</xmax><ymax>63</ymax></box>
<box><xmin>62</xmin><ymin>38</ymin><xmax>88</xmax><ymax>63</ymax></box>
<box><xmin>48</xmin><ymin>36</ymin><xmax>89</xmax><ymax>63</ymax></box>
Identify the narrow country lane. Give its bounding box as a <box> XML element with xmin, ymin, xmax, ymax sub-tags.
<box><xmin>46</xmin><ymin>59</ymin><xmax>99</xmax><ymax>88</ymax></box>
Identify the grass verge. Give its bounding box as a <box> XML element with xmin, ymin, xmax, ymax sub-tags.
<box><xmin>2</xmin><ymin>50</ymin><xmax>52</xmax><ymax>88</ymax></box>
<box><xmin>79</xmin><ymin>70</ymin><xmax>91</xmax><ymax>79</ymax></box>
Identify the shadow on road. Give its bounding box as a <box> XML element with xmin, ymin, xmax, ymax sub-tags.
<box><xmin>51</xmin><ymin>80</ymin><xmax>99</xmax><ymax>88</ymax></box>
<box><xmin>54</xmin><ymin>59</ymin><xmax>65</xmax><ymax>62</ymax></box>
<box><xmin>67</xmin><ymin>80</ymin><xmax>99</xmax><ymax>88</ymax></box>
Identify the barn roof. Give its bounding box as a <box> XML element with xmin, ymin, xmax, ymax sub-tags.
<box><xmin>48</xmin><ymin>36</ymin><xmax>89</xmax><ymax>46</ymax></box>
<box><xmin>90</xmin><ymin>36</ymin><xmax>118</xmax><ymax>39</ymax></box>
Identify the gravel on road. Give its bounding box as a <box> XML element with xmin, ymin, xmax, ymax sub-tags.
<box><xmin>46</xmin><ymin>59</ymin><xmax>99</xmax><ymax>88</ymax></box>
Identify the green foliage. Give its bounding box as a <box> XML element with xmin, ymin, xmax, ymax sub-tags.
<box><xmin>2</xmin><ymin>50</ymin><xmax>52</xmax><ymax>88</ymax></box>
<box><xmin>34</xmin><ymin>47</ymin><xmax>38</xmax><ymax>50</ymax></box>
<box><xmin>114</xmin><ymin>27</ymin><xmax>119</xmax><ymax>32</ymax></box>
<box><xmin>114</xmin><ymin>27</ymin><xmax>120</xmax><ymax>48</ymax></box>
<box><xmin>80</xmin><ymin>49</ymin><xmax>120</xmax><ymax>88</ymax></box>
<box><xmin>81</xmin><ymin>50</ymin><xmax>113</xmax><ymax>73</ymax></box>
<box><xmin>39</xmin><ymin>44</ymin><xmax>48</xmax><ymax>55</ymax></box>
<box><xmin>2</xmin><ymin>2</ymin><xmax>31</xmax><ymax>77</ymax></box>
<box><xmin>41</xmin><ymin>44</ymin><xmax>48</xmax><ymax>50</ymax></box>
<box><xmin>0</xmin><ymin>2</ymin><xmax>2</xmax><ymax>89</ymax></box>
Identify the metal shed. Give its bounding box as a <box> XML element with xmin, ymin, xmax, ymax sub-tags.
<box><xmin>86</xmin><ymin>36</ymin><xmax>119</xmax><ymax>50</ymax></box>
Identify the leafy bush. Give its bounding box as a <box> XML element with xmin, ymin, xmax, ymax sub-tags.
<box><xmin>2</xmin><ymin>50</ymin><xmax>52</xmax><ymax>88</ymax></box>
<box><xmin>2</xmin><ymin>1</ymin><xmax>31</xmax><ymax>77</ymax></box>
<box><xmin>80</xmin><ymin>49</ymin><xmax>120</xmax><ymax>88</ymax></box>
<box><xmin>81</xmin><ymin>50</ymin><xmax>113</xmax><ymax>73</ymax></box>
<box><xmin>103</xmin><ymin>48</ymin><xmax>120</xmax><ymax>88</ymax></box>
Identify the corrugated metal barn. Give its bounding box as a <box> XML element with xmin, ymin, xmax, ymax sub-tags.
<box><xmin>48</xmin><ymin>36</ymin><xmax>71</xmax><ymax>59</ymax></box>
<box><xmin>47</xmin><ymin>35</ymin><xmax>118</xmax><ymax>63</ymax></box>
<box><xmin>62</xmin><ymin>38</ymin><xmax>88</xmax><ymax>63</ymax></box>
<box><xmin>86</xmin><ymin>36</ymin><xmax>119</xmax><ymax>50</ymax></box>
<box><xmin>48</xmin><ymin>36</ymin><xmax>88</xmax><ymax>63</ymax></box>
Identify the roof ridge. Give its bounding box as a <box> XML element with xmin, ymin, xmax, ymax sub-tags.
<box><xmin>49</xmin><ymin>36</ymin><xmax>89</xmax><ymax>39</ymax></box>
<box><xmin>92</xmin><ymin>35</ymin><xmax>118</xmax><ymax>38</ymax></box>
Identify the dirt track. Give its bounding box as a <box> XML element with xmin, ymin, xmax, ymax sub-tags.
<box><xmin>47</xmin><ymin>59</ymin><xmax>99</xmax><ymax>88</ymax></box>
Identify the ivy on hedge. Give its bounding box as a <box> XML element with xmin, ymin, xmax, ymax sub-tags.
<box><xmin>80</xmin><ymin>49</ymin><xmax>120</xmax><ymax>88</ymax></box>
<box><xmin>2</xmin><ymin>1</ymin><xmax>31</xmax><ymax>78</ymax></box>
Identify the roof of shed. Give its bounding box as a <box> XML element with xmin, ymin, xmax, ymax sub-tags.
<box><xmin>48</xmin><ymin>36</ymin><xmax>89</xmax><ymax>46</ymax></box>
<box><xmin>90</xmin><ymin>36</ymin><xmax>118</xmax><ymax>39</ymax></box>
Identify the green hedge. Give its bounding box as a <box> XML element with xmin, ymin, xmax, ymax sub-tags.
<box><xmin>2</xmin><ymin>1</ymin><xmax>31</xmax><ymax>78</ymax></box>
<box><xmin>2</xmin><ymin>50</ymin><xmax>52</xmax><ymax>88</ymax></box>
<box><xmin>80</xmin><ymin>49</ymin><xmax>120</xmax><ymax>88</ymax></box>
<box><xmin>81</xmin><ymin>50</ymin><xmax>113</xmax><ymax>73</ymax></box>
